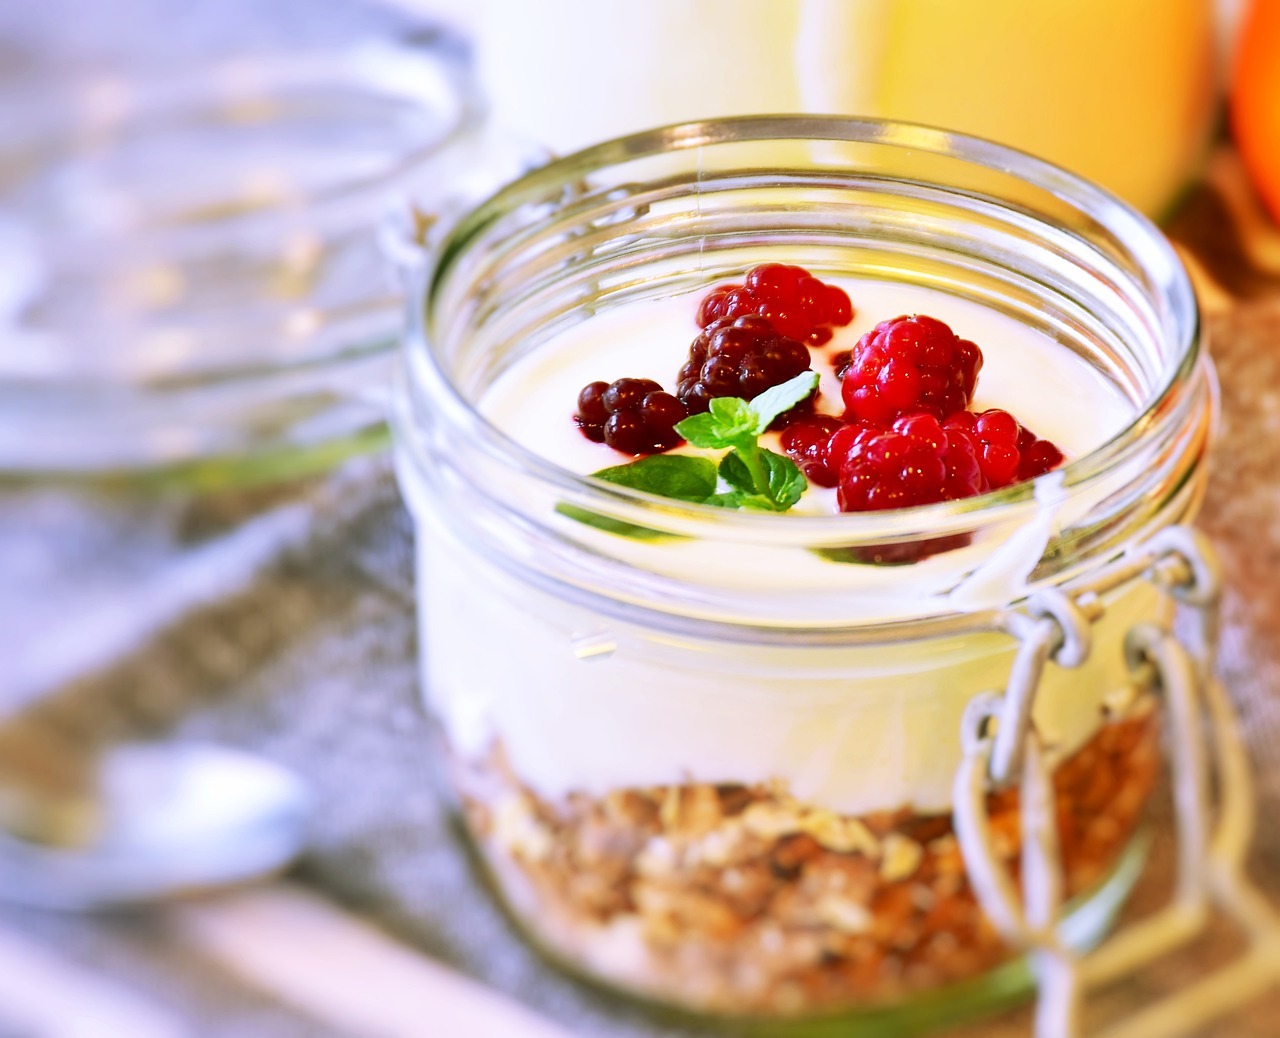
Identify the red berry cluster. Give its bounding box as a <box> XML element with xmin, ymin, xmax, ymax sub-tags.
<box><xmin>575</xmin><ymin>264</ymin><xmax>851</xmax><ymax>455</ymax></box>
<box><xmin>780</xmin><ymin>314</ymin><xmax>1065</xmax><ymax>513</ymax></box>
<box><xmin>575</xmin><ymin>378</ymin><xmax>687</xmax><ymax>455</ymax></box>
<box><xmin>572</xmin><ymin>270</ymin><xmax>1067</xmax><ymax>517</ymax></box>
<box><xmin>696</xmin><ymin>263</ymin><xmax>854</xmax><ymax>346</ymax></box>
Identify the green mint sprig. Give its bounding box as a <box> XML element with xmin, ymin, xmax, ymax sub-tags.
<box><xmin>587</xmin><ymin>371</ymin><xmax>818</xmax><ymax>515</ymax></box>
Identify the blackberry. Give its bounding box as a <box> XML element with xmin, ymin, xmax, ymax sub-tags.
<box><xmin>575</xmin><ymin>377</ymin><xmax>687</xmax><ymax>455</ymax></box>
<box><xmin>676</xmin><ymin>315</ymin><xmax>812</xmax><ymax>415</ymax></box>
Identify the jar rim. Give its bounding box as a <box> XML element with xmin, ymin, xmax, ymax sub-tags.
<box><xmin>409</xmin><ymin>114</ymin><xmax>1204</xmax><ymax>547</ymax></box>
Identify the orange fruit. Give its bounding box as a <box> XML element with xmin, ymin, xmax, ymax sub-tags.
<box><xmin>1232</xmin><ymin>0</ymin><xmax>1280</xmax><ymax>223</ymax></box>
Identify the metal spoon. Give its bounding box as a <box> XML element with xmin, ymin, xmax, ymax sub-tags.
<box><xmin>0</xmin><ymin>743</ymin><xmax>311</xmax><ymax>911</ymax></box>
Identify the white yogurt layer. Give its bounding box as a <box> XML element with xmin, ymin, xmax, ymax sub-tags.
<box><xmin>413</xmin><ymin>277</ymin><xmax>1147</xmax><ymax>815</ymax></box>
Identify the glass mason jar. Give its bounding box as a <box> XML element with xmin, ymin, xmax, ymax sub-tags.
<box><xmin>393</xmin><ymin>118</ymin><xmax>1213</xmax><ymax>1029</ymax></box>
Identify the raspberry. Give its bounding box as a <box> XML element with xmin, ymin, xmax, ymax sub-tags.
<box><xmin>696</xmin><ymin>263</ymin><xmax>854</xmax><ymax>346</ymax></box>
<box><xmin>835</xmin><ymin>412</ymin><xmax>984</xmax><ymax>512</ymax></box>
<box><xmin>676</xmin><ymin>315</ymin><xmax>812</xmax><ymax>415</ymax></box>
<box><xmin>943</xmin><ymin>409</ymin><xmax>1064</xmax><ymax>489</ymax></box>
<box><xmin>575</xmin><ymin>377</ymin><xmax>687</xmax><ymax>455</ymax></box>
<box><xmin>840</xmin><ymin>315</ymin><xmax>983</xmax><ymax>426</ymax></box>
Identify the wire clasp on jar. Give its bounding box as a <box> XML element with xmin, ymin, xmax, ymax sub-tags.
<box><xmin>953</xmin><ymin>525</ymin><xmax>1280</xmax><ymax>1038</ymax></box>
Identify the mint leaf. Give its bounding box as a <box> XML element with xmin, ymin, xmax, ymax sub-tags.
<box><xmin>731</xmin><ymin>493</ymin><xmax>779</xmax><ymax>511</ymax></box>
<box><xmin>671</xmin><ymin>412</ymin><xmax>729</xmax><ymax>449</ymax></box>
<box><xmin>592</xmin><ymin>454</ymin><xmax>718</xmax><ymax>501</ymax></box>
<box><xmin>717</xmin><ymin>451</ymin><xmax>756</xmax><ymax>496</ymax></box>
<box><xmin>554</xmin><ymin>503</ymin><xmax>681</xmax><ymax>541</ymax></box>
<box><xmin>572</xmin><ymin>381</ymin><xmax>817</xmax><ymax>519</ymax></box>
<box><xmin>675</xmin><ymin>397</ymin><xmax>758</xmax><ymax>449</ymax></box>
<box><xmin>749</xmin><ymin>371</ymin><xmax>820</xmax><ymax>430</ymax></box>
<box><xmin>758</xmin><ymin>449</ymin><xmax>806</xmax><ymax>510</ymax></box>
<box><xmin>720</xmin><ymin>448</ymin><xmax>805</xmax><ymax>511</ymax></box>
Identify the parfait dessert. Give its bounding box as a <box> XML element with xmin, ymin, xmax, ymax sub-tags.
<box><xmin>393</xmin><ymin>117</ymin><xmax>1211</xmax><ymax>1027</ymax></box>
<box><xmin>421</xmin><ymin>265</ymin><xmax>1162</xmax><ymax>1016</ymax></box>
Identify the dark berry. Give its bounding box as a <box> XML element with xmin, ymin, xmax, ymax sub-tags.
<box><xmin>575</xmin><ymin>381</ymin><xmax>610</xmax><ymax>440</ymax></box>
<box><xmin>1019</xmin><ymin>437</ymin><xmax>1065</xmax><ymax>481</ymax></box>
<box><xmin>602</xmin><ymin>412</ymin><xmax>648</xmax><ymax>454</ymax></box>
<box><xmin>575</xmin><ymin>377</ymin><xmax>687</xmax><ymax>454</ymax></box>
<box><xmin>779</xmin><ymin>415</ymin><xmax>845</xmax><ymax>486</ymax></box>
<box><xmin>676</xmin><ymin>315</ymin><xmax>813</xmax><ymax>415</ymax></box>
<box><xmin>835</xmin><ymin>412</ymin><xmax>984</xmax><ymax>512</ymax></box>
<box><xmin>603</xmin><ymin>377</ymin><xmax>661</xmax><ymax>413</ymax></box>
<box><xmin>641</xmin><ymin>390</ymin><xmax>688</xmax><ymax>429</ymax></box>
<box><xmin>696</xmin><ymin>263</ymin><xmax>854</xmax><ymax>346</ymax></box>
<box><xmin>840</xmin><ymin>315</ymin><xmax>983</xmax><ymax>426</ymax></box>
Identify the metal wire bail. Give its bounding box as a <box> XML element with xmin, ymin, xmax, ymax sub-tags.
<box><xmin>953</xmin><ymin>526</ymin><xmax>1280</xmax><ymax>1038</ymax></box>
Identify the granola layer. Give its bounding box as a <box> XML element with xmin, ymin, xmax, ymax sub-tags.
<box><xmin>449</xmin><ymin>701</ymin><xmax>1160</xmax><ymax>1015</ymax></box>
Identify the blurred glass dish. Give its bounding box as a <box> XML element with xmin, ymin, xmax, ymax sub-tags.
<box><xmin>0</xmin><ymin>38</ymin><xmax>488</xmax><ymax>489</ymax></box>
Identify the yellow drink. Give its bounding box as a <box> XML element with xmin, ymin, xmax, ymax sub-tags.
<box><xmin>478</xmin><ymin>0</ymin><xmax>1219</xmax><ymax>217</ymax></box>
